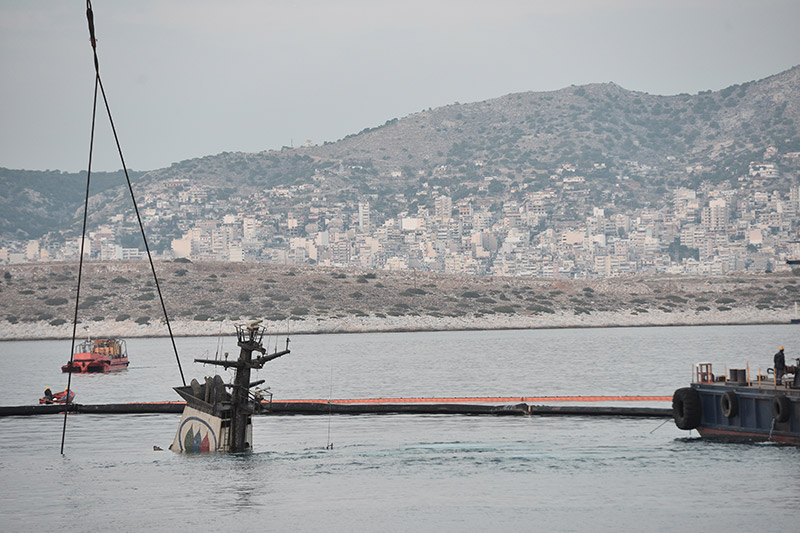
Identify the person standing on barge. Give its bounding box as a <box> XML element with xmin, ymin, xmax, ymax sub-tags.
<box><xmin>774</xmin><ymin>346</ymin><xmax>786</xmax><ymax>385</ymax></box>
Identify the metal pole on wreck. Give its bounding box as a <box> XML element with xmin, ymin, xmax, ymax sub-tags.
<box><xmin>229</xmin><ymin>323</ymin><xmax>266</xmax><ymax>452</ymax></box>
<box><xmin>191</xmin><ymin>322</ymin><xmax>290</xmax><ymax>452</ymax></box>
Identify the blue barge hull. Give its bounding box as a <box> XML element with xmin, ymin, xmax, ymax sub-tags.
<box><xmin>693</xmin><ymin>383</ymin><xmax>800</xmax><ymax>444</ymax></box>
<box><xmin>674</xmin><ymin>363</ymin><xmax>800</xmax><ymax>444</ymax></box>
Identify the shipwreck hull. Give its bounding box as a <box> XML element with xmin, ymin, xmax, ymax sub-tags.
<box><xmin>170</xmin><ymin>404</ymin><xmax>253</xmax><ymax>453</ymax></box>
<box><xmin>170</xmin><ymin>324</ymin><xmax>289</xmax><ymax>453</ymax></box>
<box><xmin>169</xmin><ymin>376</ymin><xmax>252</xmax><ymax>453</ymax></box>
<box><xmin>171</xmin><ymin>405</ymin><xmax>223</xmax><ymax>452</ymax></box>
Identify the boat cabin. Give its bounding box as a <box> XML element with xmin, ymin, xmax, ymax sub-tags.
<box><xmin>77</xmin><ymin>338</ymin><xmax>127</xmax><ymax>359</ymax></box>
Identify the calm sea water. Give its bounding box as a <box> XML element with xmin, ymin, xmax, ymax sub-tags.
<box><xmin>1</xmin><ymin>325</ymin><xmax>799</xmax><ymax>531</ymax></box>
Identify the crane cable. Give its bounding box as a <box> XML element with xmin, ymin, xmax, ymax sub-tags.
<box><xmin>60</xmin><ymin>71</ymin><xmax>97</xmax><ymax>456</ymax></box>
<box><xmin>61</xmin><ymin>0</ymin><xmax>187</xmax><ymax>455</ymax></box>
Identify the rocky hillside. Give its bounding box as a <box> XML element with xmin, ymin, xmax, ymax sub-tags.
<box><xmin>0</xmin><ymin>168</ymin><xmax>139</xmax><ymax>240</ymax></box>
<box><xmin>1</xmin><ymin>261</ymin><xmax>798</xmax><ymax>339</ymax></box>
<box><xmin>312</xmin><ymin>66</ymin><xmax>800</xmax><ymax>173</ymax></box>
<box><xmin>142</xmin><ymin>64</ymin><xmax>799</xmax><ymax>187</ymax></box>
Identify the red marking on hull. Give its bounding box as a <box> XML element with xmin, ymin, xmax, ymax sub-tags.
<box><xmin>62</xmin><ymin>354</ymin><xmax>129</xmax><ymax>373</ymax></box>
<box><xmin>698</xmin><ymin>426</ymin><xmax>800</xmax><ymax>445</ymax></box>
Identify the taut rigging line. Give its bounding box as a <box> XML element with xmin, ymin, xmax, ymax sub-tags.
<box><xmin>61</xmin><ymin>1</ymin><xmax>187</xmax><ymax>455</ymax></box>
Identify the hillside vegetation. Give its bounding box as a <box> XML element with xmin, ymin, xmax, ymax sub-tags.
<box><xmin>1</xmin><ymin>261</ymin><xmax>797</xmax><ymax>332</ymax></box>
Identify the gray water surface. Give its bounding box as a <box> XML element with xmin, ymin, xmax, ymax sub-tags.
<box><xmin>1</xmin><ymin>325</ymin><xmax>799</xmax><ymax>531</ymax></box>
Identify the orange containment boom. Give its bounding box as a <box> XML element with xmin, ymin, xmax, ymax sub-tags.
<box><xmin>286</xmin><ymin>395</ymin><xmax>672</xmax><ymax>404</ymax></box>
<box><xmin>0</xmin><ymin>396</ymin><xmax>673</xmax><ymax>417</ymax></box>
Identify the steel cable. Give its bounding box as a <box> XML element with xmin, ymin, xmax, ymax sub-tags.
<box><xmin>62</xmin><ymin>1</ymin><xmax>187</xmax><ymax>454</ymax></box>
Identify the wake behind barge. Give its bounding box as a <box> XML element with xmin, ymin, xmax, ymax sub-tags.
<box><xmin>673</xmin><ymin>363</ymin><xmax>800</xmax><ymax>444</ymax></box>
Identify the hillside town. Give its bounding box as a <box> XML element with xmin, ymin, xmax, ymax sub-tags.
<box><xmin>3</xmin><ymin>152</ymin><xmax>800</xmax><ymax>279</ymax></box>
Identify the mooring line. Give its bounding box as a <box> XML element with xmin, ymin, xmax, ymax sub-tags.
<box><xmin>649</xmin><ymin>418</ymin><xmax>671</xmax><ymax>434</ymax></box>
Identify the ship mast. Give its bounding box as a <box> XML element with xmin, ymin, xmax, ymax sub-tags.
<box><xmin>193</xmin><ymin>322</ymin><xmax>290</xmax><ymax>452</ymax></box>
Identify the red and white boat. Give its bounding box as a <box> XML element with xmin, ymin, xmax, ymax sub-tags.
<box><xmin>39</xmin><ymin>389</ymin><xmax>75</xmax><ymax>404</ymax></box>
<box><xmin>62</xmin><ymin>338</ymin><xmax>129</xmax><ymax>373</ymax></box>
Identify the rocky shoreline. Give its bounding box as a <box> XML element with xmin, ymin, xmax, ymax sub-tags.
<box><xmin>0</xmin><ymin>307</ymin><xmax>788</xmax><ymax>341</ymax></box>
<box><xmin>1</xmin><ymin>261</ymin><xmax>797</xmax><ymax>341</ymax></box>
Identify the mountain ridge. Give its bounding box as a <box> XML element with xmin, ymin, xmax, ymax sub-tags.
<box><xmin>139</xmin><ymin>63</ymin><xmax>799</xmax><ymax>196</ymax></box>
<box><xmin>1</xmin><ymin>64</ymin><xmax>799</xmax><ymax>240</ymax></box>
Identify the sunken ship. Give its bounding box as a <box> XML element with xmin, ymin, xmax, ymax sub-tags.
<box><xmin>170</xmin><ymin>322</ymin><xmax>289</xmax><ymax>453</ymax></box>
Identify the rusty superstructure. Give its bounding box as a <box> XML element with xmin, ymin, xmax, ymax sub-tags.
<box><xmin>170</xmin><ymin>322</ymin><xmax>290</xmax><ymax>453</ymax></box>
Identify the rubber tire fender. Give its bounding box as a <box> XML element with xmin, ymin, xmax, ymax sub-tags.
<box><xmin>772</xmin><ymin>395</ymin><xmax>791</xmax><ymax>423</ymax></box>
<box><xmin>720</xmin><ymin>391</ymin><xmax>738</xmax><ymax>418</ymax></box>
<box><xmin>673</xmin><ymin>387</ymin><xmax>702</xmax><ymax>430</ymax></box>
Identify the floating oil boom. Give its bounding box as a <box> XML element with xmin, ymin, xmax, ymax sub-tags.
<box><xmin>169</xmin><ymin>322</ymin><xmax>290</xmax><ymax>453</ymax></box>
<box><xmin>2</xmin><ymin>397</ymin><xmax>672</xmax><ymax>418</ymax></box>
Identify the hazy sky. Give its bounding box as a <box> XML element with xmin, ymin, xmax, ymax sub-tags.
<box><xmin>1</xmin><ymin>0</ymin><xmax>798</xmax><ymax>173</ymax></box>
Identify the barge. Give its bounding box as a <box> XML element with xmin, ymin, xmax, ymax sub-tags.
<box><xmin>673</xmin><ymin>361</ymin><xmax>800</xmax><ymax>444</ymax></box>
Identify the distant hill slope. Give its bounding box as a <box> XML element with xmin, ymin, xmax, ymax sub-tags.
<box><xmin>310</xmin><ymin>65</ymin><xmax>800</xmax><ymax>173</ymax></box>
<box><xmin>137</xmin><ymin>64</ymin><xmax>800</xmax><ymax>194</ymax></box>
<box><xmin>1</xmin><ymin>65</ymin><xmax>798</xmax><ymax>239</ymax></box>
<box><xmin>0</xmin><ymin>168</ymin><xmax>142</xmax><ymax>240</ymax></box>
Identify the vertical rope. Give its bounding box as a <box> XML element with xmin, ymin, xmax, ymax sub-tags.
<box><xmin>326</xmin><ymin>363</ymin><xmax>334</xmax><ymax>449</ymax></box>
<box><xmin>63</xmin><ymin>1</ymin><xmax>188</xmax><ymax>454</ymax></box>
<box><xmin>61</xmin><ymin>73</ymin><xmax>99</xmax><ymax>455</ymax></box>
<box><xmin>82</xmin><ymin>0</ymin><xmax>186</xmax><ymax>388</ymax></box>
<box><xmin>94</xmin><ymin>74</ymin><xmax>186</xmax><ymax>387</ymax></box>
